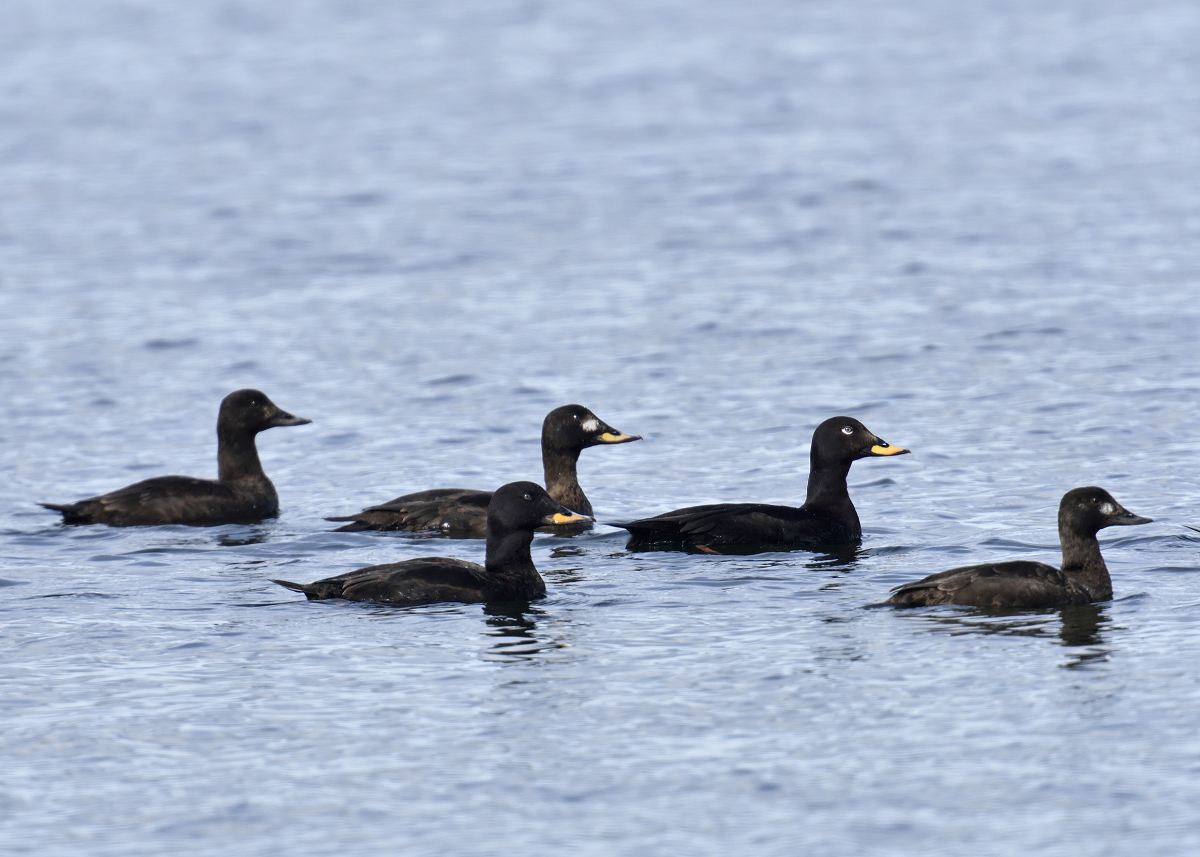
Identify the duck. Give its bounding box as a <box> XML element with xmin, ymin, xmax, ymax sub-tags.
<box><xmin>885</xmin><ymin>487</ymin><xmax>1151</xmax><ymax>608</ymax></box>
<box><xmin>615</xmin><ymin>416</ymin><xmax>909</xmax><ymax>552</ymax></box>
<box><xmin>40</xmin><ymin>389</ymin><xmax>310</xmax><ymax>527</ymax></box>
<box><xmin>326</xmin><ymin>404</ymin><xmax>640</xmax><ymax>536</ymax></box>
<box><xmin>274</xmin><ymin>481</ymin><xmax>589</xmax><ymax>605</ymax></box>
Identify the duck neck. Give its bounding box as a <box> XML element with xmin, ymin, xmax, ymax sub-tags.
<box><xmin>1059</xmin><ymin>531</ymin><xmax>1112</xmax><ymax>600</ymax></box>
<box><xmin>542</xmin><ymin>447</ymin><xmax>591</xmax><ymax>516</ymax></box>
<box><xmin>217</xmin><ymin>426</ymin><xmax>268</xmax><ymax>484</ymax></box>
<box><xmin>803</xmin><ymin>457</ymin><xmax>860</xmax><ymax>536</ymax></box>
<box><xmin>484</xmin><ymin>530</ymin><xmax>546</xmax><ymax>598</ymax></box>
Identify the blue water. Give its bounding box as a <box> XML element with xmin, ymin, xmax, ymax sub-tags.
<box><xmin>3</xmin><ymin>1</ymin><xmax>1200</xmax><ymax>854</ymax></box>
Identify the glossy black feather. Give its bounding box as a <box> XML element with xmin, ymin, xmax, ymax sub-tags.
<box><xmin>277</xmin><ymin>481</ymin><xmax>590</xmax><ymax>606</ymax></box>
<box><xmin>275</xmin><ymin>557</ymin><xmax>493</xmax><ymax>603</ymax></box>
<box><xmin>620</xmin><ymin>503</ymin><xmax>856</xmax><ymax>548</ymax></box>
<box><xmin>616</xmin><ymin>416</ymin><xmax>909</xmax><ymax>552</ymax></box>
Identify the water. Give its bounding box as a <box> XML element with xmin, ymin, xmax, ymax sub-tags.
<box><xmin>3</xmin><ymin>0</ymin><xmax>1200</xmax><ymax>853</ymax></box>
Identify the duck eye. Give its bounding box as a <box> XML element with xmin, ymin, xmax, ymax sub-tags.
<box><xmin>523</xmin><ymin>493</ymin><xmax>532</xmax><ymax>501</ymax></box>
<box><xmin>841</xmin><ymin>426</ymin><xmax>854</xmax><ymax>435</ymax></box>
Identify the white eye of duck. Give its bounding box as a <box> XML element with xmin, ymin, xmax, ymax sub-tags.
<box><xmin>523</xmin><ymin>493</ymin><xmax>533</xmax><ymax>501</ymax></box>
<box><xmin>841</xmin><ymin>426</ymin><xmax>854</xmax><ymax>435</ymax></box>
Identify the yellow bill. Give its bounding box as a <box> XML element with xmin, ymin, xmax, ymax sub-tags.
<box><xmin>548</xmin><ymin>510</ymin><xmax>593</xmax><ymax>525</ymax></box>
<box><xmin>597</xmin><ymin>431</ymin><xmax>642</xmax><ymax>444</ymax></box>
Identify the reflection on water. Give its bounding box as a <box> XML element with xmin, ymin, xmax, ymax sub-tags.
<box><xmin>807</xmin><ymin>545</ymin><xmax>863</xmax><ymax>570</ymax></box>
<box><xmin>1057</xmin><ymin>604</ymin><xmax>1107</xmax><ymax>647</ymax></box>
<box><xmin>814</xmin><ymin>551</ymin><xmax>865</xmax><ymax>591</ymax></box>
<box><xmin>217</xmin><ymin>528</ymin><xmax>270</xmax><ymax>547</ymax></box>
<box><xmin>908</xmin><ymin>603</ymin><xmax>1112</xmax><ymax>667</ymax></box>
<box><xmin>481</xmin><ymin>603</ymin><xmax>565</xmax><ymax>660</ymax></box>
<box><xmin>622</xmin><ymin>542</ymin><xmax>866</xmax><ymax>570</ymax></box>
<box><xmin>1057</xmin><ymin>605</ymin><xmax>1112</xmax><ymax>669</ymax></box>
<box><xmin>628</xmin><ymin>541</ymin><xmax>867</xmax><ymax>558</ymax></box>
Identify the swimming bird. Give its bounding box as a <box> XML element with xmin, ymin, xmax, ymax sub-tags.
<box><xmin>616</xmin><ymin>416</ymin><xmax>909</xmax><ymax>552</ymax></box>
<box><xmin>886</xmin><ymin>487</ymin><xmax>1151</xmax><ymax>608</ymax></box>
<box><xmin>40</xmin><ymin>389</ymin><xmax>310</xmax><ymax>527</ymax></box>
<box><xmin>274</xmin><ymin>481</ymin><xmax>589</xmax><ymax>605</ymax></box>
<box><xmin>326</xmin><ymin>404</ymin><xmax>640</xmax><ymax>536</ymax></box>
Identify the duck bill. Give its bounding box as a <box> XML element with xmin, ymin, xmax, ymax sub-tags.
<box><xmin>269</xmin><ymin>410</ymin><xmax>312</xmax><ymax>427</ymax></box>
<box><xmin>1110</xmin><ymin>509</ymin><xmax>1152</xmax><ymax>526</ymax></box>
<box><xmin>596</xmin><ymin>427</ymin><xmax>642</xmax><ymax>444</ymax></box>
<box><xmin>543</xmin><ymin>506</ymin><xmax>594</xmax><ymax>526</ymax></box>
<box><xmin>868</xmin><ymin>441</ymin><xmax>910</xmax><ymax>456</ymax></box>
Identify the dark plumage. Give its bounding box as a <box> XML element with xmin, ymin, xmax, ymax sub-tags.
<box><xmin>886</xmin><ymin>487</ymin><xmax>1151</xmax><ymax>608</ymax></box>
<box><xmin>274</xmin><ymin>481</ymin><xmax>590</xmax><ymax>606</ymax></box>
<box><xmin>616</xmin><ymin>416</ymin><xmax>909</xmax><ymax>553</ymax></box>
<box><xmin>326</xmin><ymin>404</ymin><xmax>640</xmax><ymax>536</ymax></box>
<box><xmin>40</xmin><ymin>389</ymin><xmax>310</xmax><ymax>527</ymax></box>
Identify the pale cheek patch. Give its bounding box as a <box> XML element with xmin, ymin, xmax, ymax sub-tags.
<box><xmin>581</xmin><ymin>418</ymin><xmax>600</xmax><ymax>432</ymax></box>
<box><xmin>1099</xmin><ymin>502</ymin><xmax>1115</xmax><ymax>515</ymax></box>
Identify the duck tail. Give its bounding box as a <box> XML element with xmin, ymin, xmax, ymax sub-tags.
<box><xmin>271</xmin><ymin>578</ymin><xmax>310</xmax><ymax>596</ymax></box>
<box><xmin>39</xmin><ymin>502</ymin><xmax>90</xmax><ymax>524</ymax></box>
<box><xmin>325</xmin><ymin>516</ymin><xmax>370</xmax><ymax>531</ymax></box>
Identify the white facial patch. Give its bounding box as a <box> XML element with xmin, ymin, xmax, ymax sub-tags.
<box><xmin>1099</xmin><ymin>502</ymin><xmax>1115</xmax><ymax>515</ymax></box>
<box><xmin>581</xmin><ymin>418</ymin><xmax>600</xmax><ymax>432</ymax></box>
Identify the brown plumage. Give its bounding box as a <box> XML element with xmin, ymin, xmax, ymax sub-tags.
<box><xmin>40</xmin><ymin>389</ymin><xmax>310</xmax><ymax>527</ymax></box>
<box><xmin>886</xmin><ymin>487</ymin><xmax>1151</xmax><ymax>608</ymax></box>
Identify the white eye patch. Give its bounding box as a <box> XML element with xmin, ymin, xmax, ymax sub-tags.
<box><xmin>581</xmin><ymin>418</ymin><xmax>600</xmax><ymax>432</ymax></box>
<box><xmin>841</xmin><ymin>426</ymin><xmax>854</xmax><ymax>435</ymax></box>
<box><xmin>1099</xmin><ymin>502</ymin><xmax>1115</xmax><ymax>515</ymax></box>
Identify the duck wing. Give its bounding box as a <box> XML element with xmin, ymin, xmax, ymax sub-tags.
<box><xmin>274</xmin><ymin>557</ymin><xmax>492</xmax><ymax>605</ymax></box>
<box><xmin>327</xmin><ymin>488</ymin><xmax>492</xmax><ymax>535</ymax></box>
<box><xmin>41</xmin><ymin>476</ymin><xmax>257</xmax><ymax>526</ymax></box>
<box><xmin>617</xmin><ymin>503</ymin><xmax>855</xmax><ymax>550</ymax></box>
<box><xmin>887</xmin><ymin>561</ymin><xmax>1090</xmax><ymax>608</ymax></box>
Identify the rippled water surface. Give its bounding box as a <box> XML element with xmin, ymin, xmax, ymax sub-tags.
<box><xmin>4</xmin><ymin>1</ymin><xmax>1200</xmax><ymax>854</ymax></box>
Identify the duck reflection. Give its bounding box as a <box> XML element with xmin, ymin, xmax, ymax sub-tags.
<box><xmin>217</xmin><ymin>527</ymin><xmax>269</xmax><ymax>547</ymax></box>
<box><xmin>1058</xmin><ymin>603</ymin><xmax>1106</xmax><ymax>647</ymax></box>
<box><xmin>481</xmin><ymin>603</ymin><xmax>565</xmax><ymax>660</ymax></box>
<box><xmin>548</xmin><ymin>545</ymin><xmax>585</xmax><ymax>558</ymax></box>
<box><xmin>911</xmin><ymin>603</ymin><xmax>1111</xmax><ymax>667</ymax></box>
<box><xmin>808</xmin><ymin>545</ymin><xmax>862</xmax><ymax>569</ymax></box>
<box><xmin>634</xmin><ymin>542</ymin><xmax>867</xmax><ymax>561</ymax></box>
